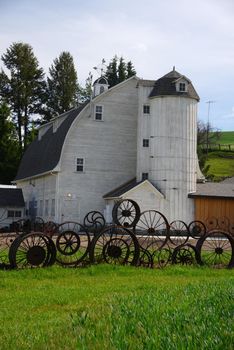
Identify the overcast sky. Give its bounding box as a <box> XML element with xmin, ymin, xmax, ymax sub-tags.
<box><xmin>1</xmin><ymin>0</ymin><xmax>234</xmax><ymax>130</ymax></box>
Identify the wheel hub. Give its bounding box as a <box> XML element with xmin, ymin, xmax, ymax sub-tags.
<box><xmin>107</xmin><ymin>245</ymin><xmax>122</xmax><ymax>258</ymax></box>
<box><xmin>215</xmin><ymin>247</ymin><xmax>223</xmax><ymax>255</ymax></box>
<box><xmin>122</xmin><ymin>210</ymin><xmax>131</xmax><ymax>217</ymax></box>
<box><xmin>26</xmin><ymin>246</ymin><xmax>46</xmax><ymax>266</ymax></box>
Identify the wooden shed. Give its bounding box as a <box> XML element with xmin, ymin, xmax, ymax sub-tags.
<box><xmin>188</xmin><ymin>177</ymin><xmax>234</xmax><ymax>232</ymax></box>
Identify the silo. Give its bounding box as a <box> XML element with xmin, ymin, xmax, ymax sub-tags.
<box><xmin>148</xmin><ymin>69</ymin><xmax>200</xmax><ymax>222</ymax></box>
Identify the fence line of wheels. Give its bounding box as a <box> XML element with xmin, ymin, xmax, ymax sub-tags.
<box><xmin>0</xmin><ymin>199</ymin><xmax>234</xmax><ymax>270</ymax></box>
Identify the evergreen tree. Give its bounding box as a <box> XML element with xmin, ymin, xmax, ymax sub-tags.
<box><xmin>106</xmin><ymin>55</ymin><xmax>118</xmax><ymax>88</ymax></box>
<box><xmin>118</xmin><ymin>57</ymin><xmax>126</xmax><ymax>83</ymax></box>
<box><xmin>105</xmin><ymin>56</ymin><xmax>136</xmax><ymax>87</ymax></box>
<box><xmin>0</xmin><ymin>42</ymin><xmax>46</xmax><ymax>151</ymax></box>
<box><xmin>0</xmin><ymin>102</ymin><xmax>20</xmax><ymax>184</ymax></box>
<box><xmin>126</xmin><ymin>61</ymin><xmax>136</xmax><ymax>78</ymax></box>
<box><xmin>46</xmin><ymin>52</ymin><xmax>78</xmax><ymax>118</ymax></box>
<box><xmin>77</xmin><ymin>72</ymin><xmax>92</xmax><ymax>104</ymax></box>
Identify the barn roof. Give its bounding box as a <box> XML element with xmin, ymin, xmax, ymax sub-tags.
<box><xmin>149</xmin><ymin>69</ymin><xmax>199</xmax><ymax>101</ymax></box>
<box><xmin>15</xmin><ymin>103</ymin><xmax>88</xmax><ymax>181</ymax></box>
<box><xmin>0</xmin><ymin>188</ymin><xmax>25</xmax><ymax>207</ymax></box>
<box><xmin>188</xmin><ymin>182</ymin><xmax>234</xmax><ymax>199</ymax></box>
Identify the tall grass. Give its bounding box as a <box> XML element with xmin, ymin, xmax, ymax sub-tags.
<box><xmin>0</xmin><ymin>265</ymin><xmax>233</xmax><ymax>349</ymax></box>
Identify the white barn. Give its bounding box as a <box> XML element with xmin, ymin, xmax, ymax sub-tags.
<box><xmin>14</xmin><ymin>69</ymin><xmax>203</xmax><ymax>224</ymax></box>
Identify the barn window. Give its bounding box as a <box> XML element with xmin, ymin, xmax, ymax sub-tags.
<box><xmin>143</xmin><ymin>139</ymin><xmax>149</xmax><ymax>147</ymax></box>
<box><xmin>143</xmin><ymin>105</ymin><xmax>150</xmax><ymax>114</ymax></box>
<box><xmin>142</xmin><ymin>173</ymin><xmax>149</xmax><ymax>180</ymax></box>
<box><xmin>7</xmin><ymin>210</ymin><xmax>21</xmax><ymax>218</ymax></box>
<box><xmin>76</xmin><ymin>158</ymin><xmax>84</xmax><ymax>172</ymax></box>
<box><xmin>95</xmin><ymin>105</ymin><xmax>103</xmax><ymax>120</ymax></box>
<box><xmin>179</xmin><ymin>83</ymin><xmax>186</xmax><ymax>92</ymax></box>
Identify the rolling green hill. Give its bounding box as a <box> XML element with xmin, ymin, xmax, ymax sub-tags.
<box><xmin>218</xmin><ymin>131</ymin><xmax>234</xmax><ymax>145</ymax></box>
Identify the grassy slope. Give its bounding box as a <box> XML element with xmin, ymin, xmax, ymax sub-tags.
<box><xmin>204</xmin><ymin>132</ymin><xmax>234</xmax><ymax>180</ymax></box>
<box><xmin>218</xmin><ymin>131</ymin><xmax>234</xmax><ymax>145</ymax></box>
<box><xmin>0</xmin><ymin>265</ymin><xmax>233</xmax><ymax>350</ymax></box>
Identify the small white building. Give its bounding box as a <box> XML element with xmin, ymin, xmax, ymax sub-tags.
<box><xmin>14</xmin><ymin>68</ymin><xmax>202</xmax><ymax>224</ymax></box>
<box><xmin>0</xmin><ymin>185</ymin><xmax>25</xmax><ymax>229</ymax></box>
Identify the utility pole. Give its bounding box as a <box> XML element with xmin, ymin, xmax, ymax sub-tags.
<box><xmin>206</xmin><ymin>100</ymin><xmax>216</xmax><ymax>156</ymax></box>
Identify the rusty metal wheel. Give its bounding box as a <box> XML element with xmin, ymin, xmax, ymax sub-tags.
<box><xmin>55</xmin><ymin>222</ymin><xmax>90</xmax><ymax>266</ymax></box>
<box><xmin>188</xmin><ymin>220</ymin><xmax>206</xmax><ymax>240</ymax></box>
<box><xmin>137</xmin><ymin>248</ymin><xmax>154</xmax><ymax>268</ymax></box>
<box><xmin>13</xmin><ymin>219</ymin><xmax>31</xmax><ymax>236</ymax></box>
<box><xmin>31</xmin><ymin>217</ymin><xmax>44</xmax><ymax>232</ymax></box>
<box><xmin>83</xmin><ymin>211</ymin><xmax>106</xmax><ymax>234</ymax></box>
<box><xmin>196</xmin><ymin>230</ymin><xmax>234</xmax><ymax>268</ymax></box>
<box><xmin>134</xmin><ymin>210</ymin><xmax>169</xmax><ymax>254</ymax></box>
<box><xmin>9</xmin><ymin>233</ymin><xmax>56</xmax><ymax>269</ymax></box>
<box><xmin>217</xmin><ymin>217</ymin><xmax>230</xmax><ymax>231</ymax></box>
<box><xmin>0</xmin><ymin>234</ymin><xmax>15</xmax><ymax>269</ymax></box>
<box><xmin>112</xmin><ymin>199</ymin><xmax>140</xmax><ymax>228</ymax></box>
<box><xmin>205</xmin><ymin>217</ymin><xmax>218</xmax><ymax>231</ymax></box>
<box><xmin>172</xmin><ymin>244</ymin><xmax>199</xmax><ymax>265</ymax></box>
<box><xmin>156</xmin><ymin>245</ymin><xmax>172</xmax><ymax>268</ymax></box>
<box><xmin>90</xmin><ymin>225</ymin><xmax>140</xmax><ymax>266</ymax></box>
<box><xmin>44</xmin><ymin>221</ymin><xmax>58</xmax><ymax>237</ymax></box>
<box><xmin>169</xmin><ymin>220</ymin><xmax>189</xmax><ymax>246</ymax></box>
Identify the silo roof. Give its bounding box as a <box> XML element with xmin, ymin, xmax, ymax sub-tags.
<box><xmin>149</xmin><ymin>69</ymin><xmax>200</xmax><ymax>101</ymax></box>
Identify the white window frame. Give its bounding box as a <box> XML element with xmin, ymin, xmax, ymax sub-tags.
<box><xmin>143</xmin><ymin>105</ymin><xmax>150</xmax><ymax>114</ymax></box>
<box><xmin>142</xmin><ymin>173</ymin><xmax>149</xmax><ymax>180</ymax></box>
<box><xmin>179</xmin><ymin>82</ymin><xmax>186</xmax><ymax>92</ymax></box>
<box><xmin>95</xmin><ymin>105</ymin><xmax>103</xmax><ymax>121</ymax></box>
<box><xmin>76</xmin><ymin>157</ymin><xmax>85</xmax><ymax>172</ymax></box>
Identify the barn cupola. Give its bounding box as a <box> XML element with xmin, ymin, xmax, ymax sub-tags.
<box><xmin>93</xmin><ymin>76</ymin><xmax>109</xmax><ymax>98</ymax></box>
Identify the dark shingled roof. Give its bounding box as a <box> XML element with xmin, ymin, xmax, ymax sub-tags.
<box><xmin>103</xmin><ymin>178</ymin><xmax>161</xmax><ymax>198</ymax></box>
<box><xmin>103</xmin><ymin>178</ymin><xmax>138</xmax><ymax>198</ymax></box>
<box><xmin>0</xmin><ymin>188</ymin><xmax>25</xmax><ymax>207</ymax></box>
<box><xmin>149</xmin><ymin>69</ymin><xmax>199</xmax><ymax>101</ymax></box>
<box><xmin>15</xmin><ymin>104</ymin><xmax>88</xmax><ymax>181</ymax></box>
<box><xmin>188</xmin><ymin>182</ymin><xmax>234</xmax><ymax>199</ymax></box>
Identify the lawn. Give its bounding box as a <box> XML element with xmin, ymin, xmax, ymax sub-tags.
<box><xmin>218</xmin><ymin>131</ymin><xmax>234</xmax><ymax>145</ymax></box>
<box><xmin>0</xmin><ymin>265</ymin><xmax>233</xmax><ymax>350</ymax></box>
<box><xmin>205</xmin><ymin>151</ymin><xmax>234</xmax><ymax>180</ymax></box>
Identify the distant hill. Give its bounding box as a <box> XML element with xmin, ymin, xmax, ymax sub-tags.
<box><xmin>218</xmin><ymin>131</ymin><xmax>234</xmax><ymax>145</ymax></box>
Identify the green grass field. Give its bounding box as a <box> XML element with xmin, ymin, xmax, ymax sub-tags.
<box><xmin>218</xmin><ymin>131</ymin><xmax>234</xmax><ymax>145</ymax></box>
<box><xmin>205</xmin><ymin>151</ymin><xmax>234</xmax><ymax>180</ymax></box>
<box><xmin>0</xmin><ymin>265</ymin><xmax>233</xmax><ymax>350</ymax></box>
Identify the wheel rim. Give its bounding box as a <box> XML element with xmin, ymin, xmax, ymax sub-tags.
<box><xmin>112</xmin><ymin>199</ymin><xmax>140</xmax><ymax>228</ymax></box>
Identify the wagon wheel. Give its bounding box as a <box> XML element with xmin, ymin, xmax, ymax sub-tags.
<box><xmin>83</xmin><ymin>211</ymin><xmax>106</xmax><ymax>235</ymax></box>
<box><xmin>112</xmin><ymin>199</ymin><xmax>140</xmax><ymax>228</ymax></box>
<box><xmin>0</xmin><ymin>234</ymin><xmax>15</xmax><ymax>269</ymax></box>
<box><xmin>55</xmin><ymin>222</ymin><xmax>90</xmax><ymax>266</ymax></box>
<box><xmin>196</xmin><ymin>230</ymin><xmax>234</xmax><ymax>268</ymax></box>
<box><xmin>169</xmin><ymin>220</ymin><xmax>189</xmax><ymax>246</ymax></box>
<box><xmin>134</xmin><ymin>210</ymin><xmax>169</xmax><ymax>254</ymax></box>
<box><xmin>172</xmin><ymin>244</ymin><xmax>199</xmax><ymax>266</ymax></box>
<box><xmin>188</xmin><ymin>220</ymin><xmax>206</xmax><ymax>240</ymax></box>
<box><xmin>31</xmin><ymin>217</ymin><xmax>44</xmax><ymax>232</ymax></box>
<box><xmin>205</xmin><ymin>216</ymin><xmax>218</xmax><ymax>231</ymax></box>
<box><xmin>9</xmin><ymin>232</ymin><xmax>56</xmax><ymax>269</ymax></box>
<box><xmin>44</xmin><ymin>221</ymin><xmax>58</xmax><ymax>238</ymax></box>
<box><xmin>229</xmin><ymin>221</ymin><xmax>234</xmax><ymax>236</ymax></box>
<box><xmin>156</xmin><ymin>245</ymin><xmax>172</xmax><ymax>268</ymax></box>
<box><xmin>217</xmin><ymin>217</ymin><xmax>230</xmax><ymax>231</ymax></box>
<box><xmin>90</xmin><ymin>225</ymin><xmax>140</xmax><ymax>266</ymax></box>
<box><xmin>14</xmin><ymin>219</ymin><xmax>31</xmax><ymax>236</ymax></box>
<box><xmin>137</xmin><ymin>248</ymin><xmax>154</xmax><ymax>268</ymax></box>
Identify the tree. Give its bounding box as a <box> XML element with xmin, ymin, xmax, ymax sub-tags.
<box><xmin>126</xmin><ymin>61</ymin><xmax>136</xmax><ymax>78</ymax></box>
<box><xmin>0</xmin><ymin>42</ymin><xmax>46</xmax><ymax>152</ymax></box>
<box><xmin>118</xmin><ymin>57</ymin><xmax>126</xmax><ymax>83</ymax></box>
<box><xmin>46</xmin><ymin>52</ymin><xmax>78</xmax><ymax>119</ymax></box>
<box><xmin>197</xmin><ymin>120</ymin><xmax>221</xmax><ymax>177</ymax></box>
<box><xmin>0</xmin><ymin>102</ymin><xmax>20</xmax><ymax>184</ymax></box>
<box><xmin>77</xmin><ymin>72</ymin><xmax>93</xmax><ymax>104</ymax></box>
<box><xmin>106</xmin><ymin>56</ymin><xmax>137</xmax><ymax>88</ymax></box>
